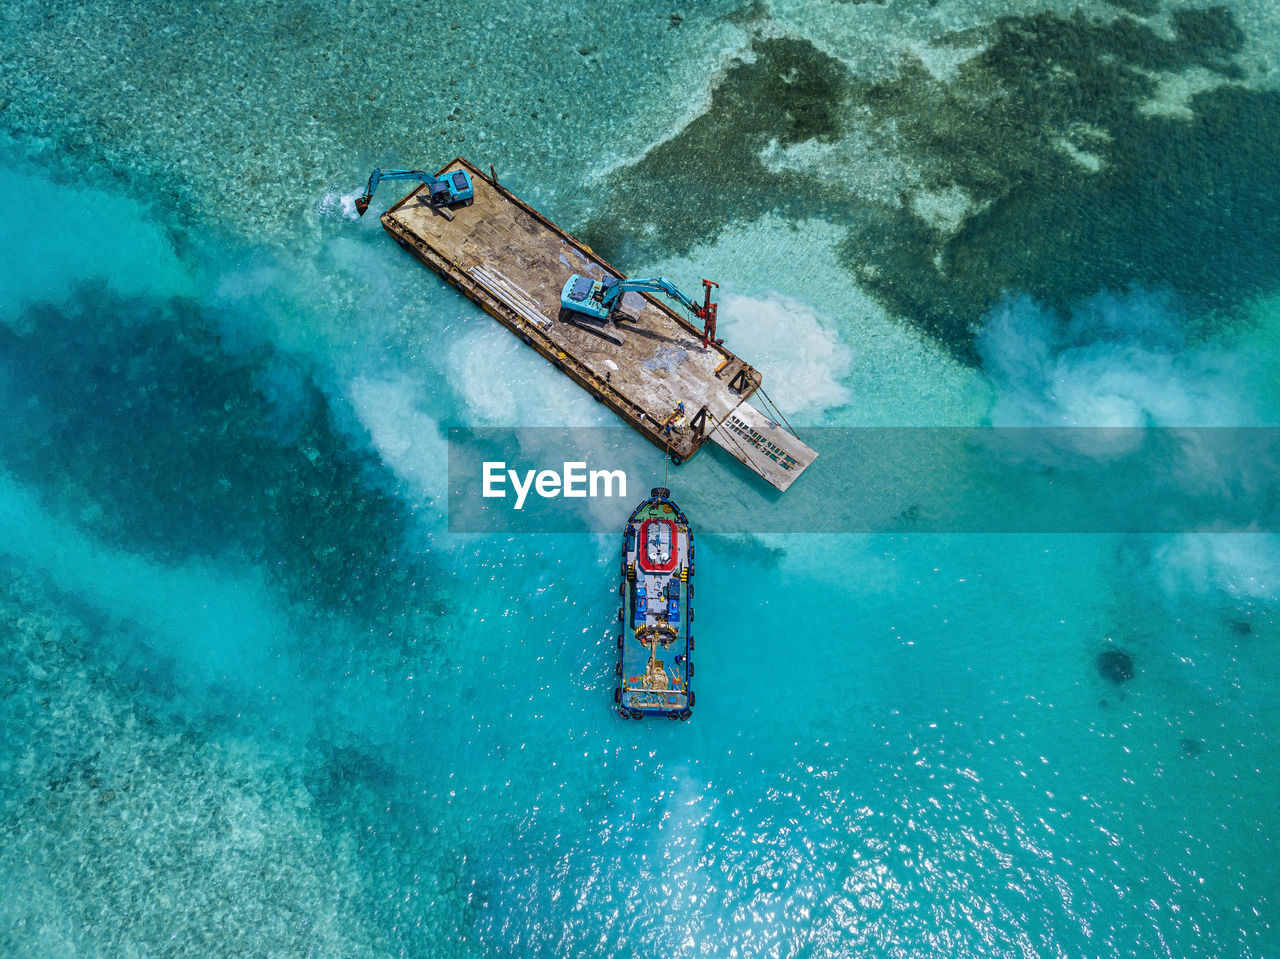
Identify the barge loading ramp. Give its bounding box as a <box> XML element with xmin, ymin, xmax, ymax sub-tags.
<box><xmin>378</xmin><ymin>158</ymin><xmax>817</xmax><ymax>492</ymax></box>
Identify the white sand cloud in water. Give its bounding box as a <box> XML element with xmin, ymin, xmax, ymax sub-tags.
<box><xmin>719</xmin><ymin>291</ymin><xmax>854</xmax><ymax>419</ymax></box>
<box><xmin>977</xmin><ymin>288</ymin><xmax>1256</xmax><ymax>429</ymax></box>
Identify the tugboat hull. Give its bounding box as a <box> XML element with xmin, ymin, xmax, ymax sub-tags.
<box><xmin>614</xmin><ymin>488</ymin><xmax>695</xmax><ymax>721</ymax></box>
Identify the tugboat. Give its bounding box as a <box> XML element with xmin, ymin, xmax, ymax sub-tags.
<box><xmin>614</xmin><ymin>488</ymin><xmax>695</xmax><ymax>721</ymax></box>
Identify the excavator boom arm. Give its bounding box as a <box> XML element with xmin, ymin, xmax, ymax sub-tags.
<box><xmin>603</xmin><ymin>277</ymin><xmax>702</xmax><ymax>316</ymax></box>
<box><xmin>355</xmin><ymin>166</ymin><xmax>473</xmax><ymax>217</ymax></box>
<box><xmin>561</xmin><ymin>273</ymin><xmax>719</xmax><ymax>343</ymax></box>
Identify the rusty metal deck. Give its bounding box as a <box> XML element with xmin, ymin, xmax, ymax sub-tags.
<box><xmin>379</xmin><ymin>157</ymin><xmax>816</xmax><ymax>488</ymax></box>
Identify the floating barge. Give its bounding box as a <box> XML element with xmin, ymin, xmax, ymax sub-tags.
<box><xmin>378</xmin><ymin>158</ymin><xmax>817</xmax><ymax>491</ymax></box>
<box><xmin>616</xmin><ymin>487</ymin><xmax>694</xmax><ymax>720</ymax></box>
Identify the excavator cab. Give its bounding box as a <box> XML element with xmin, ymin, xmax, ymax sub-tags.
<box><xmin>424</xmin><ymin>170</ymin><xmax>474</xmax><ymax>207</ymax></box>
<box><xmin>560</xmin><ymin>274</ymin><xmax>614</xmax><ymax>321</ymax></box>
<box><xmin>567</xmin><ymin>275</ymin><xmax>599</xmax><ymax>303</ymax></box>
<box><xmin>445</xmin><ymin>170</ymin><xmax>474</xmax><ymax>203</ymax></box>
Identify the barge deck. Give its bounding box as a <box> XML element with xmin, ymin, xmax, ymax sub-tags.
<box><xmin>379</xmin><ymin>158</ymin><xmax>816</xmax><ymax>491</ymax></box>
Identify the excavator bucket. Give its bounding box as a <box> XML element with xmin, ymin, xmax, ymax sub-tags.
<box><xmin>355</xmin><ymin>195</ymin><xmax>371</xmax><ymax>217</ymax></box>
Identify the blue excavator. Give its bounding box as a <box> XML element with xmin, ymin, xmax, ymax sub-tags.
<box><xmin>354</xmin><ymin>167</ymin><xmax>474</xmax><ymax>217</ymax></box>
<box><xmin>560</xmin><ymin>274</ymin><xmax>722</xmax><ymax>346</ymax></box>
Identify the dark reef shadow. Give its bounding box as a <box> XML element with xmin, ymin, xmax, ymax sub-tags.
<box><xmin>587</xmin><ymin>7</ymin><xmax>1280</xmax><ymax>363</ymax></box>
<box><xmin>0</xmin><ymin>282</ymin><xmax>441</xmax><ymax>629</ymax></box>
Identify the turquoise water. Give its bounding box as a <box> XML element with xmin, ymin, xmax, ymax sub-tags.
<box><xmin>2</xmin><ymin>1</ymin><xmax>1279</xmax><ymax>955</ymax></box>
